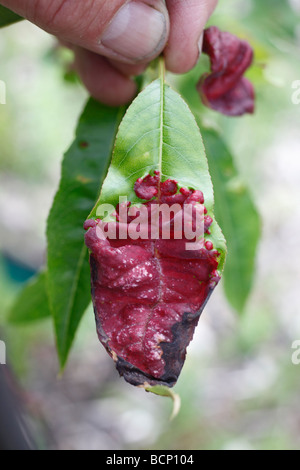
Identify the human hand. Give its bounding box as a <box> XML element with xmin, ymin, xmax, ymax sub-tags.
<box><xmin>1</xmin><ymin>0</ymin><xmax>218</xmax><ymax>105</ymax></box>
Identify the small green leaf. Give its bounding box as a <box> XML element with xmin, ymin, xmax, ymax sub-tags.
<box><xmin>0</xmin><ymin>5</ymin><xmax>23</xmax><ymax>28</ymax></box>
<box><xmin>90</xmin><ymin>77</ymin><xmax>226</xmax><ymax>269</ymax></box>
<box><xmin>144</xmin><ymin>384</ymin><xmax>181</xmax><ymax>420</ymax></box>
<box><xmin>202</xmin><ymin>127</ymin><xmax>261</xmax><ymax>313</ymax></box>
<box><xmin>8</xmin><ymin>271</ymin><xmax>51</xmax><ymax>324</ymax></box>
<box><xmin>47</xmin><ymin>99</ymin><xmax>125</xmax><ymax>368</ymax></box>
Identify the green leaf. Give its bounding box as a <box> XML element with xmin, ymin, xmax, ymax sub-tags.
<box><xmin>144</xmin><ymin>384</ymin><xmax>181</xmax><ymax>420</ymax></box>
<box><xmin>0</xmin><ymin>5</ymin><xmax>23</xmax><ymax>27</ymax></box>
<box><xmin>8</xmin><ymin>271</ymin><xmax>51</xmax><ymax>324</ymax></box>
<box><xmin>90</xmin><ymin>76</ymin><xmax>226</xmax><ymax>269</ymax></box>
<box><xmin>201</xmin><ymin>127</ymin><xmax>261</xmax><ymax>313</ymax></box>
<box><xmin>47</xmin><ymin>99</ymin><xmax>125</xmax><ymax>368</ymax></box>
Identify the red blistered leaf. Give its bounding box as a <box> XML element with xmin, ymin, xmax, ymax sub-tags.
<box><xmin>200</xmin><ymin>76</ymin><xmax>255</xmax><ymax>117</ymax></box>
<box><xmin>84</xmin><ymin>174</ymin><xmax>221</xmax><ymax>387</ymax></box>
<box><xmin>197</xmin><ymin>26</ymin><xmax>255</xmax><ymax>116</ymax></box>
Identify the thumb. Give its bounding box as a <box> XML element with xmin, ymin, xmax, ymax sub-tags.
<box><xmin>1</xmin><ymin>0</ymin><xmax>169</xmax><ymax>64</ymax></box>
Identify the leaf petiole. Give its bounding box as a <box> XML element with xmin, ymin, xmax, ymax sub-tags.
<box><xmin>143</xmin><ymin>384</ymin><xmax>181</xmax><ymax>420</ymax></box>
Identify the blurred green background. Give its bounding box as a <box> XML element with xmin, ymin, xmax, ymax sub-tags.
<box><xmin>1</xmin><ymin>0</ymin><xmax>300</xmax><ymax>450</ymax></box>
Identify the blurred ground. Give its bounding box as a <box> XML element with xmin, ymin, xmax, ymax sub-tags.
<box><xmin>1</xmin><ymin>0</ymin><xmax>300</xmax><ymax>450</ymax></box>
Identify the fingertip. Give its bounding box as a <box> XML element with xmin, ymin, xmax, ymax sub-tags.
<box><xmin>74</xmin><ymin>48</ymin><xmax>137</xmax><ymax>107</ymax></box>
<box><xmin>100</xmin><ymin>0</ymin><xmax>170</xmax><ymax>65</ymax></box>
<box><xmin>164</xmin><ymin>29</ymin><xmax>200</xmax><ymax>74</ymax></box>
<box><xmin>165</xmin><ymin>0</ymin><xmax>218</xmax><ymax>74</ymax></box>
<box><xmin>108</xmin><ymin>60</ymin><xmax>148</xmax><ymax>77</ymax></box>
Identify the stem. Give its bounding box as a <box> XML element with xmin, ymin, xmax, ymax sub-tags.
<box><xmin>140</xmin><ymin>55</ymin><xmax>166</xmax><ymax>89</ymax></box>
<box><xmin>159</xmin><ymin>55</ymin><xmax>166</xmax><ymax>83</ymax></box>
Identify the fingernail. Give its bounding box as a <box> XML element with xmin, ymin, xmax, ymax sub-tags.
<box><xmin>198</xmin><ymin>32</ymin><xmax>204</xmax><ymax>59</ymax></box>
<box><xmin>101</xmin><ymin>1</ymin><xmax>168</xmax><ymax>62</ymax></box>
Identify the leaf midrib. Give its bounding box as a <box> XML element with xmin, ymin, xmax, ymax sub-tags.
<box><xmin>158</xmin><ymin>70</ymin><xmax>164</xmax><ymax>179</ymax></box>
<box><xmin>138</xmin><ymin>73</ymin><xmax>165</xmax><ymax>363</ymax></box>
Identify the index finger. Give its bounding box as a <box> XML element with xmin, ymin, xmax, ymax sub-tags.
<box><xmin>164</xmin><ymin>0</ymin><xmax>218</xmax><ymax>73</ymax></box>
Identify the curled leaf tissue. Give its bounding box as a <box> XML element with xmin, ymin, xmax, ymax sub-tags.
<box><xmin>85</xmin><ymin>174</ymin><xmax>221</xmax><ymax>387</ymax></box>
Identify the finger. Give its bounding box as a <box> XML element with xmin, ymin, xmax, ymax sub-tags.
<box><xmin>1</xmin><ymin>0</ymin><xmax>169</xmax><ymax>65</ymax></box>
<box><xmin>74</xmin><ymin>47</ymin><xmax>137</xmax><ymax>106</ymax></box>
<box><xmin>58</xmin><ymin>38</ymin><xmax>147</xmax><ymax>82</ymax></box>
<box><xmin>107</xmin><ymin>60</ymin><xmax>147</xmax><ymax>77</ymax></box>
<box><xmin>165</xmin><ymin>0</ymin><xmax>218</xmax><ymax>73</ymax></box>
<box><xmin>99</xmin><ymin>0</ymin><xmax>170</xmax><ymax>65</ymax></box>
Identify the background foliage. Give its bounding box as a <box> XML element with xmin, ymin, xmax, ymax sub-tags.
<box><xmin>1</xmin><ymin>0</ymin><xmax>300</xmax><ymax>450</ymax></box>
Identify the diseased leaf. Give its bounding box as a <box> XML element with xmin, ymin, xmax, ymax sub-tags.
<box><xmin>85</xmin><ymin>177</ymin><xmax>221</xmax><ymax>387</ymax></box>
<box><xmin>201</xmin><ymin>127</ymin><xmax>261</xmax><ymax>313</ymax></box>
<box><xmin>0</xmin><ymin>5</ymin><xmax>23</xmax><ymax>28</ymax></box>
<box><xmin>197</xmin><ymin>26</ymin><xmax>255</xmax><ymax>116</ymax></box>
<box><xmin>8</xmin><ymin>271</ymin><xmax>51</xmax><ymax>324</ymax></box>
<box><xmin>47</xmin><ymin>99</ymin><xmax>124</xmax><ymax>368</ymax></box>
<box><xmin>85</xmin><ymin>74</ymin><xmax>227</xmax><ymax>387</ymax></box>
